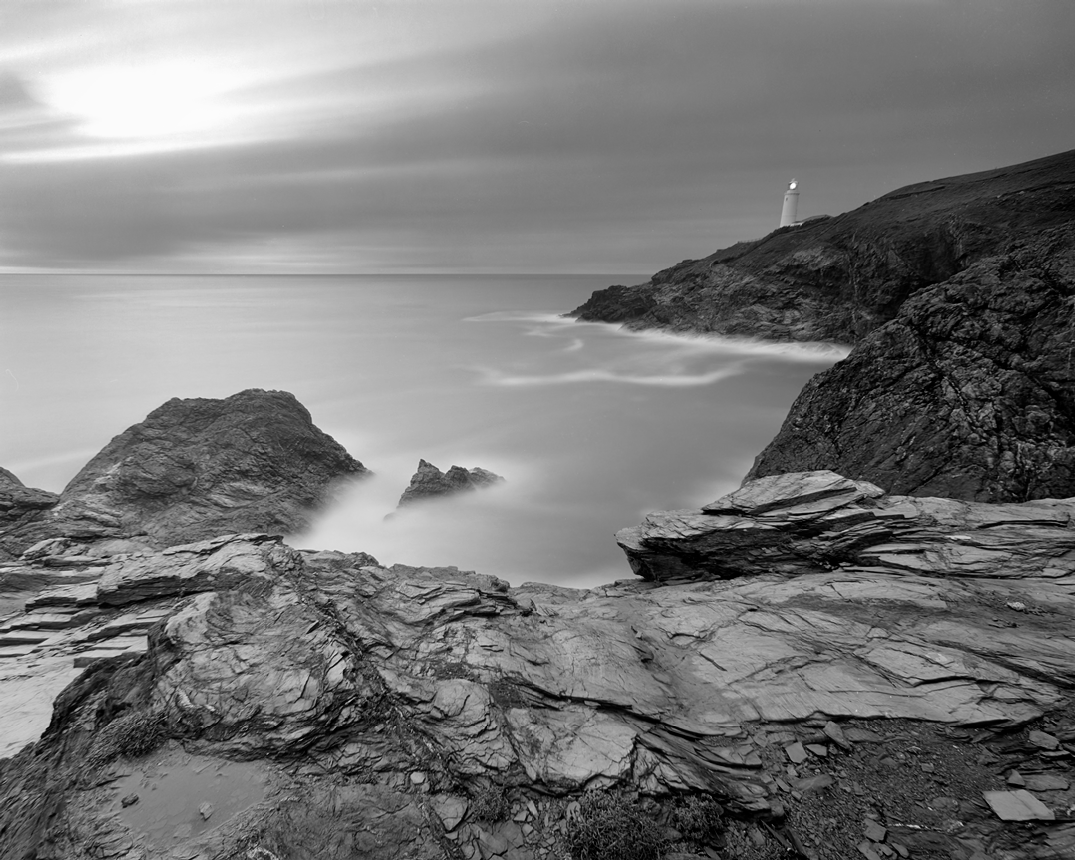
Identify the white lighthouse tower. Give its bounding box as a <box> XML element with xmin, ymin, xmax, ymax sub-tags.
<box><xmin>779</xmin><ymin>179</ymin><xmax>799</xmax><ymax>227</ymax></box>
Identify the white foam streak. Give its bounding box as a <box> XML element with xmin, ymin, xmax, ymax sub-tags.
<box><xmin>474</xmin><ymin>365</ymin><xmax>744</xmax><ymax>388</ymax></box>
<box><xmin>466</xmin><ymin>309</ymin><xmax>851</xmax><ymax>362</ymax></box>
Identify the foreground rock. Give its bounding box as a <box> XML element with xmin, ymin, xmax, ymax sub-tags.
<box><xmin>2</xmin><ymin>470</ymin><xmax>1075</xmax><ymax>859</ymax></box>
<box><xmin>397</xmin><ymin>458</ymin><xmax>504</xmax><ymax>507</ymax></box>
<box><xmin>570</xmin><ymin>148</ymin><xmax>1075</xmax><ymax>345</ymax></box>
<box><xmin>0</xmin><ymin>389</ymin><xmax>368</xmax><ymax>558</ymax></box>
<box><xmin>745</xmin><ymin>231</ymin><xmax>1075</xmax><ymax>501</ymax></box>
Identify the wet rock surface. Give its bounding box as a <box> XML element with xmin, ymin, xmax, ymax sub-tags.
<box><xmin>1</xmin><ymin>467</ymin><xmax>1074</xmax><ymax>859</ymax></box>
<box><xmin>0</xmin><ymin>389</ymin><xmax>368</xmax><ymax>558</ymax></box>
<box><xmin>745</xmin><ymin>231</ymin><xmax>1075</xmax><ymax>502</ymax></box>
<box><xmin>397</xmin><ymin>459</ymin><xmax>505</xmax><ymax>507</ymax></box>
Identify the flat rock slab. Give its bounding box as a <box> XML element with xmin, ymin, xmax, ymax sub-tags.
<box><xmin>983</xmin><ymin>790</ymin><xmax>1056</xmax><ymax>821</ymax></box>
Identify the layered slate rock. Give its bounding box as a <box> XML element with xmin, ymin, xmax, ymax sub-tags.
<box><xmin>570</xmin><ymin>148</ymin><xmax>1075</xmax><ymax>345</ymax></box>
<box><xmin>397</xmin><ymin>458</ymin><xmax>504</xmax><ymax>507</ymax></box>
<box><xmin>0</xmin><ymin>389</ymin><xmax>367</xmax><ymax>555</ymax></box>
<box><xmin>745</xmin><ymin>231</ymin><xmax>1075</xmax><ymax>501</ymax></box>
<box><xmin>617</xmin><ymin>470</ymin><xmax>1075</xmax><ymax>583</ymax></box>
<box><xmin>3</xmin><ymin>497</ymin><xmax>1075</xmax><ymax>859</ymax></box>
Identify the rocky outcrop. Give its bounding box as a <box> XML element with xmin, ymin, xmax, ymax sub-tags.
<box><xmin>0</xmin><ymin>389</ymin><xmax>368</xmax><ymax>557</ymax></box>
<box><xmin>397</xmin><ymin>459</ymin><xmax>504</xmax><ymax>507</ymax></box>
<box><xmin>570</xmin><ymin>148</ymin><xmax>1075</xmax><ymax>345</ymax></box>
<box><xmin>0</xmin><ymin>467</ymin><xmax>58</xmax><ymax>530</ymax></box>
<box><xmin>3</xmin><ymin>468</ymin><xmax>1075</xmax><ymax>859</ymax></box>
<box><xmin>745</xmin><ymin>231</ymin><xmax>1075</xmax><ymax>501</ymax></box>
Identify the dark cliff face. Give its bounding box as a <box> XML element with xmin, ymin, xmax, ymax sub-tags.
<box><xmin>0</xmin><ymin>389</ymin><xmax>368</xmax><ymax>556</ymax></box>
<box><xmin>746</xmin><ymin>230</ymin><xmax>1075</xmax><ymax>501</ymax></box>
<box><xmin>572</xmin><ymin>149</ymin><xmax>1075</xmax><ymax>345</ymax></box>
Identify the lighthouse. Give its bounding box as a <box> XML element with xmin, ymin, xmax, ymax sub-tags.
<box><xmin>779</xmin><ymin>179</ymin><xmax>799</xmax><ymax>228</ymax></box>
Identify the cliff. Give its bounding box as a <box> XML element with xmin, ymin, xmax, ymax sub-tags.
<box><xmin>746</xmin><ymin>231</ymin><xmax>1075</xmax><ymax>501</ymax></box>
<box><xmin>571</xmin><ymin>149</ymin><xmax>1075</xmax><ymax>345</ymax></box>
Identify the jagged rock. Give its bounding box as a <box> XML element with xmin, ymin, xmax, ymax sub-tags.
<box><xmin>746</xmin><ymin>232</ymin><xmax>1075</xmax><ymax>502</ymax></box>
<box><xmin>570</xmin><ymin>148</ymin><xmax>1075</xmax><ymax>345</ymax></box>
<box><xmin>397</xmin><ymin>459</ymin><xmax>504</xmax><ymax>507</ymax></box>
<box><xmin>0</xmin><ymin>389</ymin><xmax>368</xmax><ymax>556</ymax></box>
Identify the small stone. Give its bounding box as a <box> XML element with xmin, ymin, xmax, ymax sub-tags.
<box><xmin>891</xmin><ymin>843</ymin><xmax>909</xmax><ymax>859</ymax></box>
<box><xmin>1029</xmin><ymin>730</ymin><xmax>1061</xmax><ymax>750</ymax></box>
<box><xmin>198</xmin><ymin>802</ymin><xmax>213</xmax><ymax>820</ymax></box>
<box><xmin>793</xmin><ymin>774</ymin><xmax>834</xmax><ymax>793</ymax></box>
<box><xmin>864</xmin><ymin>820</ymin><xmax>887</xmax><ymax>843</ymax></box>
<box><xmin>1041</xmin><ymin>750</ymin><xmax>1070</xmax><ymax>759</ymax></box>
<box><xmin>976</xmin><ymin>750</ymin><xmax>1000</xmax><ymax>766</ymax></box>
<box><xmin>120</xmin><ymin>793</ymin><xmax>139</xmax><ymax>808</ymax></box>
<box><xmin>1006</xmin><ymin>601</ymin><xmax>1026</xmax><ymax>612</ymax></box>
<box><xmin>1007</xmin><ymin>770</ymin><xmax>1026</xmax><ymax>786</ymax></box>
<box><xmin>805</xmin><ymin>743</ymin><xmax>828</xmax><ymax>758</ymax></box>
<box><xmin>410</xmin><ymin>771</ymin><xmax>427</xmax><ymax>785</ymax></box>
<box><xmin>824</xmin><ymin>721</ymin><xmax>852</xmax><ymax>750</ymax></box>
<box><xmin>920</xmin><ymin>763</ymin><xmax>934</xmax><ymax>773</ymax></box>
<box><xmin>785</xmin><ymin>741</ymin><xmax>808</xmax><ymax>764</ymax></box>
<box><xmin>857</xmin><ymin>841</ymin><xmax>882</xmax><ymax>860</ymax></box>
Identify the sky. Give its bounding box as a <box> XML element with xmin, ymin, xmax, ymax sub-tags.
<box><xmin>0</xmin><ymin>0</ymin><xmax>1072</xmax><ymax>275</ymax></box>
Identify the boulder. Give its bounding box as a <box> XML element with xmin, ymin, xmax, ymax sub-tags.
<box><xmin>397</xmin><ymin>459</ymin><xmax>504</xmax><ymax>507</ymax></box>
<box><xmin>0</xmin><ymin>389</ymin><xmax>368</xmax><ymax>555</ymax></box>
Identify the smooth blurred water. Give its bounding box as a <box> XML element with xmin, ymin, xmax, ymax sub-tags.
<box><xmin>0</xmin><ymin>274</ymin><xmax>846</xmax><ymax>587</ymax></box>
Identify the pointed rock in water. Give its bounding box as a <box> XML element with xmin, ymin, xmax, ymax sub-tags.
<box><xmin>0</xmin><ymin>389</ymin><xmax>368</xmax><ymax>555</ymax></box>
<box><xmin>397</xmin><ymin>459</ymin><xmax>504</xmax><ymax>507</ymax></box>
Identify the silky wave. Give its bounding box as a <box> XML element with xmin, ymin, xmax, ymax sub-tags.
<box><xmin>473</xmin><ymin>365</ymin><xmax>744</xmax><ymax>388</ymax></box>
<box><xmin>466</xmin><ymin>310</ymin><xmax>851</xmax><ymax>362</ymax></box>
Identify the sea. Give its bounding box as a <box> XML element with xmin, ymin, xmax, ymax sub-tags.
<box><xmin>0</xmin><ymin>274</ymin><xmax>846</xmax><ymax>588</ymax></box>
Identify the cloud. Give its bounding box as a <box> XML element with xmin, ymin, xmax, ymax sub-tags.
<box><xmin>1</xmin><ymin>1</ymin><xmax>1073</xmax><ymax>272</ymax></box>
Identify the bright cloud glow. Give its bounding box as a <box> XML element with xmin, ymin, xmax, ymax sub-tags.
<box><xmin>46</xmin><ymin>62</ymin><xmax>230</xmax><ymax>140</ymax></box>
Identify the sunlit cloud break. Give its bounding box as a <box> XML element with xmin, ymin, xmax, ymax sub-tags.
<box><xmin>473</xmin><ymin>364</ymin><xmax>745</xmax><ymax>388</ymax></box>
